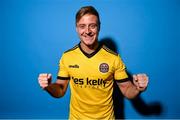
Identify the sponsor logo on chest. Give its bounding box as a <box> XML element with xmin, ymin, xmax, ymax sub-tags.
<box><xmin>72</xmin><ymin>77</ymin><xmax>107</xmax><ymax>87</ymax></box>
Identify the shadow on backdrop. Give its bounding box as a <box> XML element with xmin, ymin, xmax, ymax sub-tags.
<box><xmin>100</xmin><ymin>37</ymin><xmax>163</xmax><ymax>119</ymax></box>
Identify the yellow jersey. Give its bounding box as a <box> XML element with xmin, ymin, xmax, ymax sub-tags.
<box><xmin>57</xmin><ymin>43</ymin><xmax>128</xmax><ymax>120</ymax></box>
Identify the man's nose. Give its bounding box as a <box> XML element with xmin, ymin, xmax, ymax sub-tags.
<box><xmin>85</xmin><ymin>27</ymin><xmax>92</xmax><ymax>34</ymax></box>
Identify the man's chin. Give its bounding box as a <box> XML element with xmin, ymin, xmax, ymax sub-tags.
<box><xmin>81</xmin><ymin>38</ymin><xmax>98</xmax><ymax>47</ymax></box>
<box><xmin>85</xmin><ymin>43</ymin><xmax>94</xmax><ymax>47</ymax></box>
<box><xmin>83</xmin><ymin>40</ymin><xmax>94</xmax><ymax>46</ymax></box>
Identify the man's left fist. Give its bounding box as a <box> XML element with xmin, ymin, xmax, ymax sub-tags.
<box><xmin>133</xmin><ymin>74</ymin><xmax>149</xmax><ymax>91</ymax></box>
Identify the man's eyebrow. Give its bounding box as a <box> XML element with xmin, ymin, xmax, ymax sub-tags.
<box><xmin>78</xmin><ymin>24</ymin><xmax>85</xmax><ymax>25</ymax></box>
<box><xmin>78</xmin><ymin>23</ymin><xmax>97</xmax><ymax>25</ymax></box>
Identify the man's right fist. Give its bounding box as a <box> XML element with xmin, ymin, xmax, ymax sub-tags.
<box><xmin>38</xmin><ymin>73</ymin><xmax>52</xmax><ymax>89</ymax></box>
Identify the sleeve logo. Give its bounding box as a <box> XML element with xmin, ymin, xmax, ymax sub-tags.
<box><xmin>99</xmin><ymin>63</ymin><xmax>109</xmax><ymax>73</ymax></box>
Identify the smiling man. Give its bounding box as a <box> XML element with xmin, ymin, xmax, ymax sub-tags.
<box><xmin>38</xmin><ymin>6</ymin><xmax>149</xmax><ymax>119</ymax></box>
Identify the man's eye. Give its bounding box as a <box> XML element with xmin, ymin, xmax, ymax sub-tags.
<box><xmin>79</xmin><ymin>25</ymin><xmax>85</xmax><ymax>29</ymax></box>
<box><xmin>89</xmin><ymin>24</ymin><xmax>97</xmax><ymax>29</ymax></box>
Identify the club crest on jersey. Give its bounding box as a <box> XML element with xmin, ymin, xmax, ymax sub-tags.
<box><xmin>99</xmin><ymin>63</ymin><xmax>109</xmax><ymax>73</ymax></box>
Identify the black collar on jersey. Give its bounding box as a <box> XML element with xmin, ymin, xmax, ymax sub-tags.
<box><xmin>78</xmin><ymin>42</ymin><xmax>102</xmax><ymax>58</ymax></box>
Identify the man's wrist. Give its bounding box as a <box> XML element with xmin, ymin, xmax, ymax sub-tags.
<box><xmin>44</xmin><ymin>83</ymin><xmax>63</xmax><ymax>98</ymax></box>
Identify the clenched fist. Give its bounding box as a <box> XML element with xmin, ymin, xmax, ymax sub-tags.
<box><xmin>38</xmin><ymin>73</ymin><xmax>52</xmax><ymax>89</ymax></box>
<box><xmin>133</xmin><ymin>74</ymin><xmax>149</xmax><ymax>91</ymax></box>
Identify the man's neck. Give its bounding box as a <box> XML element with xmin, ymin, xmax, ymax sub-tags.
<box><xmin>80</xmin><ymin>42</ymin><xmax>99</xmax><ymax>54</ymax></box>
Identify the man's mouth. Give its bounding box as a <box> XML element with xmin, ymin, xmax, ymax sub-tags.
<box><xmin>84</xmin><ymin>33</ymin><xmax>94</xmax><ymax>38</ymax></box>
<box><xmin>84</xmin><ymin>36</ymin><xmax>94</xmax><ymax>41</ymax></box>
<box><xmin>85</xmin><ymin>35</ymin><xmax>93</xmax><ymax>38</ymax></box>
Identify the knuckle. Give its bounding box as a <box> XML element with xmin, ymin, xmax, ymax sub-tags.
<box><xmin>40</xmin><ymin>73</ymin><xmax>48</xmax><ymax>77</ymax></box>
<box><xmin>39</xmin><ymin>74</ymin><xmax>44</xmax><ymax>76</ymax></box>
<box><xmin>137</xmin><ymin>74</ymin><xmax>142</xmax><ymax>77</ymax></box>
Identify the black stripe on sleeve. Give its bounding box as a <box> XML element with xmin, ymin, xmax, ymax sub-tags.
<box><xmin>57</xmin><ymin>76</ymin><xmax>70</xmax><ymax>80</ymax></box>
<box><xmin>115</xmin><ymin>78</ymin><xmax>130</xmax><ymax>83</ymax></box>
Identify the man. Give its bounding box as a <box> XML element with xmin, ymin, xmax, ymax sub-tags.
<box><xmin>38</xmin><ymin>6</ymin><xmax>149</xmax><ymax>119</ymax></box>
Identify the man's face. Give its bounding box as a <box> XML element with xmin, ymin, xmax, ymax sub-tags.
<box><xmin>76</xmin><ymin>14</ymin><xmax>99</xmax><ymax>46</ymax></box>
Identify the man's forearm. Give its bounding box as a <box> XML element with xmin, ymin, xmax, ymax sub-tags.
<box><xmin>44</xmin><ymin>83</ymin><xmax>64</xmax><ymax>98</ymax></box>
<box><xmin>125</xmin><ymin>84</ymin><xmax>140</xmax><ymax>99</ymax></box>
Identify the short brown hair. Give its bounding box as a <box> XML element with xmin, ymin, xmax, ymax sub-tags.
<box><xmin>75</xmin><ymin>6</ymin><xmax>101</xmax><ymax>27</ymax></box>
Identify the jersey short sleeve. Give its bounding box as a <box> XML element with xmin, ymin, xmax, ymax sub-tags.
<box><xmin>57</xmin><ymin>54</ymin><xmax>69</xmax><ymax>79</ymax></box>
<box><xmin>114</xmin><ymin>55</ymin><xmax>128</xmax><ymax>81</ymax></box>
